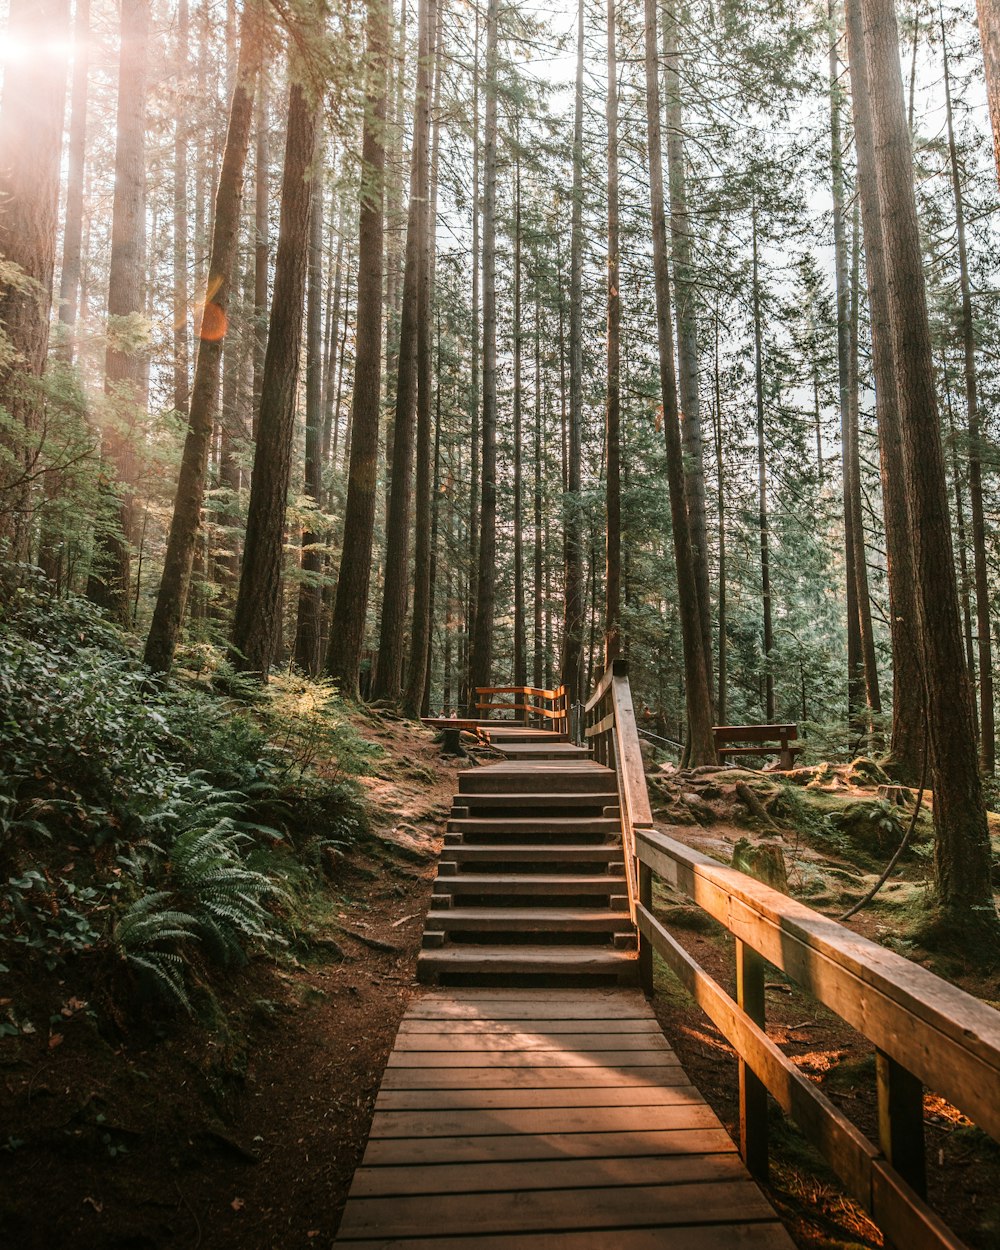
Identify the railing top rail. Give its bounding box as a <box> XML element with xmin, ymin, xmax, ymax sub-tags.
<box><xmin>585</xmin><ymin>657</ymin><xmax>628</xmax><ymax>714</ymax></box>
<box><xmin>637</xmin><ymin>825</ymin><xmax>1000</xmax><ymax>1143</ymax></box>
<box><xmin>476</xmin><ymin>684</ymin><xmax>566</xmax><ymax>699</ymax></box>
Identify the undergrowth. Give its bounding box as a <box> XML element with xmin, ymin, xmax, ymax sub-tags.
<box><xmin>0</xmin><ymin>570</ymin><xmax>377</xmax><ymax>1022</ymax></box>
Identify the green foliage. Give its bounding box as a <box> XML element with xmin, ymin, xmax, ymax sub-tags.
<box><xmin>0</xmin><ymin>576</ymin><xmax>372</xmax><ymax>1020</ymax></box>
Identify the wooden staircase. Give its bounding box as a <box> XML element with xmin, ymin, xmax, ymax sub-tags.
<box><xmin>418</xmin><ymin>730</ymin><xmax>639</xmax><ymax>985</ymax></box>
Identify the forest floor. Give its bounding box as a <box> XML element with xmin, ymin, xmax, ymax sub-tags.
<box><xmin>3</xmin><ymin>727</ymin><xmax>1000</xmax><ymax>1250</ymax></box>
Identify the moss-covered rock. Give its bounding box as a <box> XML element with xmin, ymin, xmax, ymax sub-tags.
<box><xmin>731</xmin><ymin>837</ymin><xmax>789</xmax><ymax>893</ymax></box>
<box><xmin>846</xmin><ymin>756</ymin><xmax>891</xmax><ymax>787</ymax></box>
<box><xmin>827</xmin><ymin>799</ymin><xmax>905</xmax><ymax>857</ymax></box>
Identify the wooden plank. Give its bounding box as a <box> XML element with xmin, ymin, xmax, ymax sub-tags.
<box><xmin>337</xmin><ymin>1179</ymin><xmax>776</xmax><ymax>1239</ymax></box>
<box><xmin>368</xmin><ymin>1103</ymin><xmax>724</xmax><ymax>1139</ymax></box>
<box><xmin>347</xmin><ymin>1151</ymin><xmax>744</xmax><ymax>1198</ymax></box>
<box><xmin>359</xmin><ymin>1126</ymin><xmax>743</xmax><ymax>1167</ymax></box>
<box><xmin>375</xmin><ymin>1084</ymin><xmax>704</xmax><ymax>1111</ymax></box>
<box><xmin>386</xmin><ymin>1048</ymin><xmax>674</xmax><ymax>1069</ymax></box>
<box><xmin>637</xmin><ymin>827</ymin><xmax>1000</xmax><ymax>1144</ymax></box>
<box><xmin>407</xmin><ymin>996</ymin><xmax>652</xmax><ymax>1020</ymax></box>
<box><xmin>390</xmin><ymin>1032</ymin><xmax>670</xmax><ymax>1052</ymax></box>
<box><xmin>378</xmin><ymin>1064</ymin><xmax>682</xmax><ymax>1090</ymax></box>
<box><xmin>336</xmin><ymin>1225</ymin><xmax>795</xmax><ymax>1250</ymax></box>
<box><xmin>398</xmin><ymin>1018</ymin><xmax>661</xmax><ymax>1034</ymax></box>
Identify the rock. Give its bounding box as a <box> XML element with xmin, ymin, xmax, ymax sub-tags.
<box><xmin>847</xmin><ymin>756</ymin><xmax>891</xmax><ymax>788</ymax></box>
<box><xmin>640</xmin><ymin>740</ymin><xmax>656</xmax><ymax>767</ymax></box>
<box><xmin>680</xmin><ymin>792</ymin><xmax>717</xmax><ymax>825</ymax></box>
<box><xmin>731</xmin><ymin>838</ymin><xmax>789</xmax><ymax>893</ymax></box>
<box><xmin>697</xmin><ymin>783</ymin><xmax>723</xmax><ymax>801</ymax></box>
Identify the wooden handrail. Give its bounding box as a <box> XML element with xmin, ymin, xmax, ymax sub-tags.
<box><xmin>473</xmin><ymin>684</ymin><xmax>568</xmax><ymax>732</ymax></box>
<box><xmin>636</xmin><ymin>823</ymin><xmax>1000</xmax><ymax>1250</ymax></box>
<box><xmin>584</xmin><ymin>660</ymin><xmax>652</xmax><ymax>922</ymax></box>
<box><xmin>582</xmin><ymin>660</ymin><xmax>996</xmax><ymax>1249</ymax></box>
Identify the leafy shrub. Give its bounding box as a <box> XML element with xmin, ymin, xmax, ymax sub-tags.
<box><xmin>0</xmin><ymin>576</ymin><xmax>372</xmax><ymax>1019</ymax></box>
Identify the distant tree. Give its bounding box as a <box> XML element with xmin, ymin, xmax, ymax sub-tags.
<box><xmin>0</xmin><ymin>0</ymin><xmax>70</xmax><ymax>563</ymax></box>
<box><xmin>230</xmin><ymin>37</ymin><xmax>321</xmax><ymax>678</ymax></box>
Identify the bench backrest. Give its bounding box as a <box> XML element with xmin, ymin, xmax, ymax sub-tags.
<box><xmin>713</xmin><ymin>723</ymin><xmax>797</xmax><ymax>745</ymax></box>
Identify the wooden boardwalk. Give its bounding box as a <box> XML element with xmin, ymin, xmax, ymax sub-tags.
<box><xmin>335</xmin><ymin>988</ymin><xmax>795</xmax><ymax>1248</ymax></box>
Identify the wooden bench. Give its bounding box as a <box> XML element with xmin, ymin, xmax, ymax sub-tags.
<box><xmin>712</xmin><ymin>723</ymin><xmax>802</xmax><ymax>770</ymax></box>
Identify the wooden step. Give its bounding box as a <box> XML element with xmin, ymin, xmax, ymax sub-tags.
<box><xmin>424</xmin><ymin>908</ymin><xmax>633</xmax><ymax>934</ymax></box>
<box><xmin>433</xmin><ymin>874</ymin><xmax>627</xmax><ymax>897</ymax></box>
<box><xmin>448</xmin><ymin>817</ymin><xmax>621</xmax><ymax>837</ymax></box>
<box><xmin>496</xmin><ymin>744</ymin><xmax>592</xmax><ymax>761</ymax></box>
<box><xmin>480</xmin><ymin>729</ymin><xmax>570</xmax><ymax>743</ymax></box>
<box><xmin>443</xmin><ymin>845</ymin><xmax>623</xmax><ymax>867</ymax></box>
<box><xmin>455</xmin><ymin>792</ymin><xmax>619</xmax><ymax>810</ymax></box>
<box><xmin>417</xmin><ymin>944</ymin><xmax>639</xmax><ymax>982</ymax></box>
<box><xmin>459</xmin><ymin>763</ymin><xmax>614</xmax><ymax>795</ymax></box>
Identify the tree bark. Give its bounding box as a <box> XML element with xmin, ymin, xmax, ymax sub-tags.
<box><xmin>751</xmin><ymin>202</ymin><xmax>775</xmax><ymax>725</ymax></box>
<box><xmin>144</xmin><ymin>0</ymin><xmax>264</xmax><ymax>674</ymax></box>
<box><xmin>975</xmin><ymin>0</ymin><xmax>1000</xmax><ymax>186</ymax></box>
<box><xmin>294</xmin><ymin>170</ymin><xmax>326</xmax><ymax>675</ymax></box>
<box><xmin>374</xmin><ymin>0</ymin><xmax>434</xmax><ymax>702</ymax></box>
<box><xmin>561</xmin><ymin>0</ymin><xmax>586</xmax><ymax>707</ymax></box>
<box><xmin>664</xmin><ymin>0</ymin><xmax>712</xmax><ymax>696</ymax></box>
<box><xmin>831</xmin><ymin>3</ymin><xmax>866</xmax><ymax>723</ymax></box>
<box><xmin>172</xmin><ymin>0</ymin><xmax>191</xmax><ymax>416</ymax></box>
<box><xmin>713</xmin><ymin>310</ymin><xmax>727</xmax><ymax>725</ymax></box>
<box><xmin>469</xmin><ymin>0</ymin><xmax>500</xmax><ymax>703</ymax></box>
<box><xmin>534</xmin><ymin>289</ymin><xmax>545</xmax><ymax>691</ymax></box>
<box><xmin>859</xmin><ymin>0</ymin><xmax>995</xmax><ymax>931</ymax></box>
<box><xmin>87</xmin><ymin>0</ymin><xmax>150</xmax><ymax>623</ymax></box>
<box><xmin>253</xmin><ymin>74</ymin><xmax>269</xmax><ymax>436</ymax></box>
<box><xmin>57</xmin><ymin>0</ymin><xmax>89</xmax><ymax>363</ymax></box>
<box><xmin>942</xmin><ymin>14</ymin><xmax>994</xmax><ymax>772</ymax></box>
<box><xmin>0</xmin><ymin>0</ymin><xmax>69</xmax><ymax>563</ymax></box>
<box><xmin>845</xmin><ymin>0</ymin><xmax>923</xmax><ymax>782</ymax></box>
<box><xmin>643</xmin><ymin>0</ymin><xmax>715</xmax><ymax>765</ymax></box>
<box><xmin>463</xmin><ymin>2</ymin><xmax>482</xmax><ymax>715</ymax></box>
<box><xmin>604</xmin><ymin>0</ymin><xmax>622</xmax><ymax>666</ymax></box>
<box><xmin>403</xmin><ymin>0</ymin><xmax>442</xmax><ymax>717</ymax></box>
<box><xmin>230</xmin><ymin>47</ymin><xmax>320</xmax><ymax>678</ymax></box>
<box><xmin>326</xmin><ymin>0</ymin><xmax>389</xmax><ymax>699</ymax></box>
<box><xmin>512</xmin><ymin>134</ymin><xmax>527</xmax><ymax>690</ymax></box>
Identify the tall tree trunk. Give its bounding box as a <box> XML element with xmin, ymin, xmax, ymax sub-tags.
<box><xmin>469</xmin><ymin>0</ymin><xmax>500</xmax><ymax>704</ymax></box>
<box><xmin>173</xmin><ymin>0</ymin><xmax>191</xmax><ymax>415</ymax></box>
<box><xmin>847</xmin><ymin>202</ymin><xmax>882</xmax><ymax>717</ymax></box>
<box><xmin>831</xmin><ymin>3</ymin><xmax>865</xmax><ymax>722</ymax></box>
<box><xmin>859</xmin><ymin>0</ymin><xmax>995</xmax><ymax>932</ymax></box>
<box><xmin>944</xmin><ymin>372</ymin><xmax>977</xmax><ymax>689</ymax></box>
<box><xmin>87</xmin><ymin>0</ymin><xmax>150</xmax><ymax>623</ymax></box>
<box><xmin>751</xmin><ymin>203</ymin><xmax>775</xmax><ymax>724</ymax></box>
<box><xmin>57</xmin><ymin>0</ymin><xmax>89</xmax><ymax>363</ymax></box>
<box><xmin>975</xmin><ymin>0</ymin><xmax>1000</xmax><ymax>186</ymax></box>
<box><xmin>643</xmin><ymin>0</ymin><xmax>715</xmax><ymax>764</ymax></box>
<box><xmin>0</xmin><ymin>0</ymin><xmax>69</xmax><ymax>563</ymax></box>
<box><xmin>512</xmin><ymin>135</ymin><xmax>527</xmax><ymax>690</ymax></box>
<box><xmin>294</xmin><ymin>171</ymin><xmax>326</xmax><ymax>675</ymax></box>
<box><xmin>534</xmin><ymin>289</ymin><xmax>545</xmax><ymax>691</ymax></box>
<box><xmin>145</xmin><ymin>0</ymin><xmax>264</xmax><ymax>673</ymax></box>
<box><xmin>230</xmin><ymin>46</ymin><xmax>320</xmax><ymax>678</ymax></box>
<box><xmin>713</xmin><ymin>310</ymin><xmax>727</xmax><ymax>725</ymax></box>
<box><xmin>664</xmin><ymin>0</ymin><xmax>712</xmax><ymax>696</ymax></box>
<box><xmin>463</xmin><ymin>1</ymin><xmax>482</xmax><ymax>714</ymax></box>
<box><xmin>561</xmin><ymin>0</ymin><xmax>586</xmax><ymax>708</ymax></box>
<box><xmin>604</xmin><ymin>0</ymin><xmax>622</xmax><ymax>666</ymax></box>
<box><xmin>374</xmin><ymin>0</ymin><xmax>434</xmax><ymax>702</ymax></box>
<box><xmin>404</xmin><ymin>0</ymin><xmax>442</xmax><ymax>717</ymax></box>
<box><xmin>845</xmin><ymin>0</ymin><xmax>923</xmax><ymax>782</ymax></box>
<box><xmin>252</xmin><ymin>74</ymin><xmax>269</xmax><ymax>435</ymax></box>
<box><xmin>942</xmin><ymin>13</ymin><xmax>994</xmax><ymax>772</ymax></box>
<box><xmin>326</xmin><ymin>0</ymin><xmax>389</xmax><ymax>699</ymax></box>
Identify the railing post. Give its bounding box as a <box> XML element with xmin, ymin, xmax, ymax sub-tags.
<box><xmin>638</xmin><ymin>858</ymin><xmax>653</xmax><ymax>994</ymax></box>
<box><xmin>876</xmin><ymin>1049</ymin><xmax>926</xmax><ymax>1200</ymax></box>
<box><xmin>735</xmin><ymin>938</ymin><xmax>768</xmax><ymax>1181</ymax></box>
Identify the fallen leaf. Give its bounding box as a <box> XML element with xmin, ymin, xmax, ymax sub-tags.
<box><xmin>83</xmin><ymin>1197</ymin><xmax>103</xmax><ymax>1214</ymax></box>
<box><xmin>231</xmin><ymin>1198</ymin><xmax>245</xmax><ymax>1212</ymax></box>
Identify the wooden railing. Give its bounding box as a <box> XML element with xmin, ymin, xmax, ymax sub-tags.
<box><xmin>585</xmin><ymin>660</ymin><xmax>1000</xmax><ymax>1250</ymax></box>
<box><xmin>584</xmin><ymin>659</ymin><xmax>652</xmax><ymax>923</ymax></box>
<box><xmin>475</xmin><ymin>684</ymin><xmax>568</xmax><ymax>732</ymax></box>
